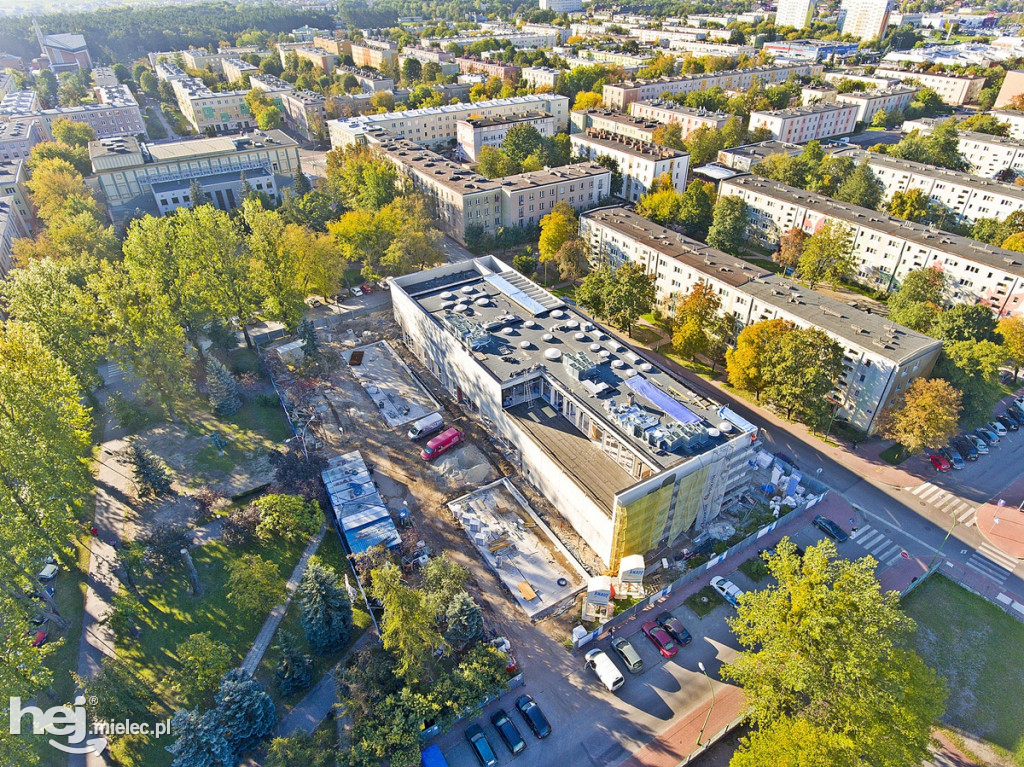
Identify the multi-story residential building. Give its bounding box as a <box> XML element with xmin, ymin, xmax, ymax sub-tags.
<box><xmin>995</xmin><ymin>70</ymin><xmax>1024</xmax><ymax>108</ymax></box>
<box><xmin>249</xmin><ymin>73</ymin><xmax>295</xmax><ymax>99</ymax></box>
<box><xmin>294</xmin><ymin>46</ymin><xmax>338</xmax><ymax>73</ymax></box>
<box><xmin>775</xmin><ymin>0</ymin><xmax>816</xmax><ymax>30</ymax></box>
<box><xmin>839</xmin><ymin>0</ymin><xmax>892</xmax><ymax>41</ymax></box>
<box><xmin>155</xmin><ymin>61</ymin><xmax>189</xmax><ymax>83</ymax></box>
<box><xmin>904</xmin><ymin>119</ymin><xmax>1024</xmax><ymax>178</ymax></box>
<box><xmin>61</xmin><ymin>87</ymin><xmax>146</xmax><ymax>138</ymax></box>
<box><xmin>801</xmin><ymin>84</ymin><xmax>838</xmax><ymax>104</ymax></box>
<box><xmin>329</xmin><ymin>94</ymin><xmax>571</xmax><ymax>148</ymax></box>
<box><xmin>38</xmin><ymin>32</ymin><xmax>91</xmax><ymax>73</ymax></box>
<box><xmin>0</xmin><ymin>160</ymin><xmax>34</xmax><ymax>233</ymax></box>
<box><xmin>828</xmin><ymin>146</ymin><xmax>1024</xmax><ymax>223</ymax></box>
<box><xmin>180</xmin><ymin>48</ymin><xmax>228</xmax><ymax>74</ymax></box>
<box><xmin>822</xmin><ymin>71</ymin><xmax>900</xmax><ymax>90</ymax></box>
<box><xmin>350</xmin><ymin>40</ymin><xmax>399</xmax><ymax>71</ymax></box>
<box><xmin>377</xmin><ymin>138</ymin><xmax>609</xmax><ymax>241</ymax></box>
<box><xmin>89</xmin><ymin>130</ymin><xmax>300</xmax><ymax>220</ymax></box>
<box><xmin>282</xmin><ymin>90</ymin><xmax>328</xmax><ymax>141</ymax></box>
<box><xmin>601</xmin><ymin>63</ymin><xmax>823</xmax><ymax>110</ymax></box>
<box><xmin>720</xmin><ymin>174</ymin><xmax>1024</xmax><ymax>315</ymax></box>
<box><xmin>570</xmin><ymin>129</ymin><xmax>690</xmax><ymax>200</ymax></box>
<box><xmin>456</xmin><ymin>57</ymin><xmax>520</xmax><ymax>81</ymax></box>
<box><xmin>0</xmin><ymin>120</ymin><xmax>42</xmax><ymax>163</ymax></box>
<box><xmin>0</xmin><ymin>195</ymin><xmax>29</xmax><ymax>277</ymax></box>
<box><xmin>748</xmin><ymin>102</ymin><xmax>858</xmax><ymax>142</ymax></box>
<box><xmin>0</xmin><ymin>90</ymin><xmax>39</xmax><ymax>116</ymax></box>
<box><xmin>91</xmin><ymin>66</ymin><xmax>119</xmax><ymax>88</ymax></box>
<box><xmin>456</xmin><ymin>112</ymin><xmax>556</xmax><ymax>161</ymax></box>
<box><xmin>989</xmin><ymin>109</ymin><xmax>1024</xmax><ymax>140</ymax></box>
<box><xmin>172</xmin><ymin>78</ymin><xmax>252</xmax><ymax>134</ymax></box>
<box><xmin>221</xmin><ymin>58</ymin><xmax>259</xmax><ymax>83</ymax></box>
<box><xmin>580</xmin><ymin>206</ymin><xmax>942</xmax><ymax>434</ymax></box>
<box><xmin>522</xmin><ymin>66</ymin><xmax>561</xmax><ymax>90</ymax></box>
<box><xmin>571</xmin><ymin>109</ymin><xmax>661</xmax><ymax>143</ymax></box>
<box><xmin>400</xmin><ymin>46</ymin><xmax>459</xmax><ymax>76</ymax></box>
<box><xmin>627</xmin><ymin>100</ymin><xmax>732</xmax><ymax>135</ymax></box>
<box><xmin>539</xmin><ymin>0</ymin><xmax>583</xmax><ymax>12</ymax></box>
<box><xmin>293</xmin><ymin>26</ymin><xmax>334</xmax><ymax>42</ymax></box>
<box><xmin>717</xmin><ymin>140</ymin><xmax>803</xmax><ymax>171</ymax></box>
<box><xmin>874</xmin><ymin>67</ymin><xmax>985</xmax><ymax>105</ymax></box>
<box><xmin>391</xmin><ymin>255</ymin><xmax>760</xmax><ymax>568</ymax></box>
<box><xmin>311</xmin><ymin>36</ymin><xmax>349</xmax><ymax>57</ymax></box>
<box><xmin>560</xmin><ymin>47</ymin><xmax>656</xmax><ymax>69</ymax></box>
<box><xmin>425</xmin><ymin>31</ymin><xmax>559</xmax><ymax>50</ymax></box>
<box><xmin>521</xmin><ymin>23</ymin><xmax>572</xmax><ymax>45</ymax></box>
<box><xmin>337</xmin><ymin>65</ymin><xmax>394</xmax><ymax>92</ymax></box>
<box><xmin>653</xmin><ymin>39</ymin><xmax>755</xmax><ymax>57</ymax></box>
<box><xmin>834</xmin><ymin>85</ymin><xmax>917</xmax><ymax>123</ymax></box>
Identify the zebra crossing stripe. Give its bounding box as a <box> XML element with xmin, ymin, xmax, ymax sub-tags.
<box><xmin>886</xmin><ymin>550</ymin><xmax>906</xmax><ymax>566</ymax></box>
<box><xmin>918</xmin><ymin>486</ymin><xmax>944</xmax><ymax>502</ymax></box>
<box><xmin>877</xmin><ymin>544</ymin><xmax>902</xmax><ymax>561</ymax></box>
<box><xmin>965</xmin><ymin>557</ymin><xmax>1010</xmax><ymax>583</ymax></box>
<box><xmin>957</xmin><ymin>507</ymin><xmax>977</xmax><ymax>523</ymax></box>
<box><xmin>858</xmin><ymin>531</ymin><xmax>884</xmax><ymax>549</ymax></box>
<box><xmin>978</xmin><ymin>543</ymin><xmax>1019</xmax><ymax>571</ymax></box>
<box><xmin>911</xmin><ymin>483</ymin><xmax>931</xmax><ymax>497</ymax></box>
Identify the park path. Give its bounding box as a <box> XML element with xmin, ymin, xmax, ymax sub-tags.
<box><xmin>240</xmin><ymin>523</ymin><xmax>328</xmax><ymax>675</ymax></box>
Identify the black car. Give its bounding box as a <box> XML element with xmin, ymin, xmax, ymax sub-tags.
<box><xmin>997</xmin><ymin>415</ymin><xmax>1019</xmax><ymax>432</ymax></box>
<box><xmin>951</xmin><ymin>436</ymin><xmax>978</xmax><ymax>461</ymax></box>
<box><xmin>762</xmin><ymin>539</ymin><xmax>805</xmax><ymax>560</ymax></box>
<box><xmin>1004</xmin><ymin>409</ymin><xmax>1024</xmax><ymax>427</ymax></box>
<box><xmin>654</xmin><ymin>611</ymin><xmax>692</xmax><ymax>646</ymax></box>
<box><xmin>515</xmin><ymin>695</ymin><xmax>551</xmax><ymax>739</ymax></box>
<box><xmin>465</xmin><ymin>723</ymin><xmax>499</xmax><ymax>767</ymax></box>
<box><xmin>813</xmin><ymin>514</ymin><xmax>849</xmax><ymax>543</ymax></box>
<box><xmin>490</xmin><ymin>709</ymin><xmax>526</xmax><ymax>755</ymax></box>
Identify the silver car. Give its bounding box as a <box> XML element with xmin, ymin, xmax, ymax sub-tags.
<box><xmin>611</xmin><ymin>636</ymin><xmax>644</xmax><ymax>673</ymax></box>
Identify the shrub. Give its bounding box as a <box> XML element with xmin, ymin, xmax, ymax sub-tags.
<box><xmin>222</xmin><ymin>503</ymin><xmax>263</xmax><ymax>547</ymax></box>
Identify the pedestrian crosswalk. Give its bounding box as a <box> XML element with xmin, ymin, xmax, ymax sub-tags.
<box><xmin>849</xmin><ymin>524</ymin><xmax>906</xmax><ymax>566</ymax></box>
<box><xmin>910</xmin><ymin>482</ymin><xmax>978</xmax><ymax>526</ymax></box>
<box><xmin>965</xmin><ymin>542</ymin><xmax>1019</xmax><ymax>585</ymax></box>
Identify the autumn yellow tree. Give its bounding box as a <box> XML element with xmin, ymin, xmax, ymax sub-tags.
<box><xmin>879</xmin><ymin>378</ymin><xmax>962</xmax><ymax>456</ymax></box>
<box><xmin>725</xmin><ymin>318</ymin><xmax>796</xmax><ymax>398</ymax></box>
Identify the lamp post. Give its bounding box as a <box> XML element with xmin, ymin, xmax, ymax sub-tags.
<box><xmin>695</xmin><ymin>661</ymin><xmax>717</xmax><ymax>748</ymax></box>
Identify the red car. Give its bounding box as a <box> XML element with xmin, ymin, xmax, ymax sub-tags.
<box><xmin>641</xmin><ymin>621</ymin><xmax>678</xmax><ymax>658</ymax></box>
<box><xmin>360</xmin><ymin>284</ymin><xmax>373</xmax><ymax>294</ymax></box>
<box><xmin>930</xmin><ymin>453</ymin><xmax>951</xmax><ymax>472</ymax></box>
<box><xmin>30</xmin><ymin>630</ymin><xmax>47</xmax><ymax>647</ymax></box>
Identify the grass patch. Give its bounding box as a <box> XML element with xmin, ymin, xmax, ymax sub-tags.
<box><xmin>685</xmin><ymin>585</ymin><xmax>723</xmax><ymax>617</ymax></box>
<box><xmin>629</xmin><ymin>324</ymin><xmax>668</xmax><ymax>348</ymax></box>
<box><xmin>254</xmin><ymin>531</ymin><xmax>372</xmax><ymax>714</ymax></box>
<box><xmin>738</xmin><ymin>556</ymin><xmax>770</xmax><ymax>583</ymax></box>
<box><xmin>659</xmin><ymin>349</ymin><xmax>719</xmax><ymax>380</ymax></box>
<box><xmin>903</xmin><ymin>574</ymin><xmax>1024</xmax><ymax>763</ymax></box>
<box><xmin>740</xmin><ymin>256</ymin><xmax>785</xmax><ymax>275</ymax></box>
<box><xmin>143</xmin><ymin>105</ymin><xmax>168</xmax><ymax>139</ymax></box>
<box><xmin>880</xmin><ymin>444</ymin><xmax>908</xmax><ymax>465</ymax></box>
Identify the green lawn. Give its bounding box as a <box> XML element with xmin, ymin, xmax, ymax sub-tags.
<box><xmin>880</xmin><ymin>444</ymin><xmax>908</xmax><ymax>465</ymax></box>
<box><xmin>738</xmin><ymin>556</ymin><xmax>770</xmax><ymax>583</ymax></box>
<box><xmin>119</xmin><ymin>536</ymin><xmax>308</xmax><ymax>765</ymax></box>
<box><xmin>685</xmin><ymin>585</ymin><xmax>724</xmax><ymax>617</ymax></box>
<box><xmin>254</xmin><ymin>531</ymin><xmax>372</xmax><ymax>713</ymax></box>
<box><xmin>903</xmin><ymin>575</ymin><xmax>1024</xmax><ymax>765</ymax></box>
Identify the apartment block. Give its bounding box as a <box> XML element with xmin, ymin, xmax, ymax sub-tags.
<box><xmin>822</xmin><ymin>71</ymin><xmax>900</xmax><ymax>90</ymax></box>
<box><xmin>311</xmin><ymin>36</ymin><xmax>350</xmax><ymax>57</ymax></box>
<box><xmin>456</xmin><ymin>57</ymin><xmax>520</xmax><ymax>81</ymax></box>
<box><xmin>580</xmin><ymin>206</ymin><xmax>942</xmax><ymax>434</ymax></box>
<box><xmin>350</xmin><ymin>40</ymin><xmax>399</xmax><ymax>71</ymax></box>
<box><xmin>990</xmin><ymin>109</ymin><xmax>1024</xmax><ymax>140</ymax></box>
<box><xmin>89</xmin><ymin>130</ymin><xmax>299</xmax><ymax>219</ymax></box>
<box><xmin>391</xmin><ymin>255</ymin><xmax>759</xmax><ymax>568</ymax></box>
<box><xmin>337</xmin><ymin>65</ymin><xmax>394</xmax><ymax>92</ymax></box>
<box><xmin>874</xmin><ymin>67</ymin><xmax>985</xmax><ymax>105</ymax></box>
<box><xmin>570</xmin><ymin>129</ymin><xmax>690</xmax><ymax>201</ymax></box>
<box><xmin>155</xmin><ymin>62</ymin><xmax>189</xmax><ymax>83</ymax></box>
<box><xmin>539</xmin><ymin>0</ymin><xmax>583</xmax><ymax>12</ymax></box>
<box><xmin>717</xmin><ymin>140</ymin><xmax>802</xmax><ymax>171</ymax></box>
<box><xmin>172</xmin><ymin>78</ymin><xmax>252</xmax><ymax>134</ymax></box>
<box><xmin>775</xmin><ymin>0</ymin><xmax>816</xmax><ymax>31</ymax></box>
<box><xmin>45</xmin><ymin>90</ymin><xmax>146</xmax><ymax>138</ymax></box>
<box><xmin>426</xmin><ymin>31</ymin><xmax>559</xmax><ymax>49</ymax></box>
<box><xmin>829</xmin><ymin>146</ymin><xmax>1024</xmax><ymax>223</ymax></box>
<box><xmin>0</xmin><ymin>90</ymin><xmax>38</xmax><ymax>116</ymax></box>
<box><xmin>995</xmin><ymin>70</ymin><xmax>1024</xmax><ymax>108</ymax></box>
<box><xmin>522</xmin><ymin>66</ymin><xmax>561</xmax><ymax>90</ymax></box>
<box><xmin>456</xmin><ymin>112</ymin><xmax>555</xmax><ymax>162</ymax></box>
<box><xmin>601</xmin><ymin>63</ymin><xmax>823</xmax><ymax>110</ymax></box>
<box><xmin>906</xmin><ymin>119</ymin><xmax>1024</xmax><ymax>178</ymax></box>
<box><xmin>180</xmin><ymin>48</ymin><xmax>227</xmax><ymax>74</ymax></box>
<box><xmin>627</xmin><ymin>100</ymin><xmax>732</xmax><ymax>136</ymax></box>
<box><xmin>294</xmin><ymin>46</ymin><xmax>338</xmax><ymax>73</ymax></box>
<box><xmin>0</xmin><ymin>195</ymin><xmax>29</xmax><ymax>277</ymax></box>
<box><xmin>839</xmin><ymin>0</ymin><xmax>892</xmax><ymax>41</ymax></box>
<box><xmin>749</xmin><ymin>102</ymin><xmax>858</xmax><ymax>143</ymax></box>
<box><xmin>720</xmin><ymin>174</ymin><xmax>1024</xmax><ymax>316</ymax></box>
<box><xmin>571</xmin><ymin>109</ymin><xmax>661</xmax><ymax>143</ymax></box>
<box><xmin>329</xmin><ymin>94</ymin><xmax>570</xmax><ymax>149</ymax></box>
<box><xmin>91</xmin><ymin>66</ymin><xmax>119</xmax><ymax>88</ymax></box>
<box><xmin>834</xmin><ymin>85</ymin><xmax>917</xmax><ymax>123</ymax></box>
<box><xmin>0</xmin><ymin>119</ymin><xmax>43</xmax><ymax>161</ymax></box>
<box><xmin>221</xmin><ymin>58</ymin><xmax>259</xmax><ymax>83</ymax></box>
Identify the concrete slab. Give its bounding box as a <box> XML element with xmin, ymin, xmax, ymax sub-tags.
<box><xmin>342</xmin><ymin>340</ymin><xmax>439</xmax><ymax>428</ymax></box>
<box><xmin>448</xmin><ymin>478</ymin><xmax>589</xmax><ymax>620</ymax></box>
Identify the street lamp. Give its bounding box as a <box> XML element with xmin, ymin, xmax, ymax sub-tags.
<box><xmin>695</xmin><ymin>661</ymin><xmax>716</xmax><ymax>748</ymax></box>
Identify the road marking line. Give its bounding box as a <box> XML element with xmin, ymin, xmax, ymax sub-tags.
<box><xmin>997</xmin><ymin>593</ymin><xmax>1012</xmax><ymax>605</ymax></box>
<box><xmin>857</xmin><ymin>531</ymin><xmax>883</xmax><ymax>549</ymax></box>
<box><xmin>957</xmin><ymin>507</ymin><xmax>977</xmax><ymax>523</ymax></box>
<box><xmin>878</xmin><ymin>544</ymin><xmax>902</xmax><ymax>561</ymax></box>
<box><xmin>911</xmin><ymin>483</ymin><xmax>932</xmax><ymax>497</ymax></box>
<box><xmin>867</xmin><ymin>538</ymin><xmax>893</xmax><ymax>556</ymax></box>
<box><xmin>849</xmin><ymin>524</ymin><xmax>872</xmax><ymax>540</ymax></box>
<box><xmin>964</xmin><ymin>559</ymin><xmax>1008</xmax><ymax>582</ymax></box>
<box><xmin>886</xmin><ymin>550</ymin><xmax>906</xmax><ymax>566</ymax></box>
<box><xmin>919</xmin><ymin>486</ymin><xmax>945</xmax><ymax>502</ymax></box>
<box><xmin>978</xmin><ymin>543</ymin><xmax>1019</xmax><ymax>570</ymax></box>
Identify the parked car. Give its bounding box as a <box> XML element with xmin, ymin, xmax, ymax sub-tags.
<box><xmin>654</xmin><ymin>611</ymin><xmax>692</xmax><ymax>646</ymax></box>
<box><xmin>360</xmin><ymin>283</ymin><xmax>373</xmax><ymax>295</ymax></box>
<box><xmin>988</xmin><ymin>420</ymin><xmax>1008</xmax><ymax>437</ymax></box>
<box><xmin>951</xmin><ymin>436</ymin><xmax>977</xmax><ymax>461</ymax></box>
<box><xmin>812</xmin><ymin>514</ymin><xmax>849</xmax><ymax>543</ymax></box>
<box><xmin>710</xmin><ymin>576</ymin><xmax>745</xmax><ymax>607</ymax></box>
<box><xmin>37</xmin><ymin>563</ymin><xmax>58</xmax><ymax>582</ymax></box>
<box><xmin>680</xmin><ymin>533</ymin><xmax>713</xmax><ymax>562</ymax></box>
<box><xmin>464</xmin><ymin>724</ymin><xmax>499</xmax><ymax>767</ymax></box>
<box><xmin>28</xmin><ymin>586</ymin><xmax>55</xmax><ymax>601</ymax></box>
<box><xmin>939</xmin><ymin>446</ymin><xmax>964</xmax><ymax>470</ymax></box>
<box><xmin>377</xmin><ymin>279</ymin><xmax>391</xmax><ymax>291</ymax></box>
<box><xmin>611</xmin><ymin>636</ymin><xmax>644</xmax><ymax>673</ymax></box>
<box><xmin>349</xmin><ymin>286</ymin><xmax>363</xmax><ymax>297</ymax></box>
<box><xmin>420</xmin><ymin>428</ymin><xmax>462</xmax><ymax>461</ymax></box>
<box><xmin>930</xmin><ymin>453</ymin><xmax>951</xmax><ymax>472</ymax></box>
<box><xmin>515</xmin><ymin>695</ymin><xmax>551</xmax><ymax>738</ymax></box>
<box><xmin>967</xmin><ymin>434</ymin><xmax>989</xmax><ymax>455</ymax></box>
<box><xmin>976</xmin><ymin>427</ymin><xmax>999</xmax><ymax>445</ymax></box>
<box><xmin>490</xmin><ymin>709</ymin><xmax>526</xmax><ymax>755</ymax></box>
<box><xmin>1004</xmin><ymin>409</ymin><xmax>1024</xmax><ymax>428</ymax></box>
<box><xmin>997</xmin><ymin>415</ymin><xmax>1019</xmax><ymax>432</ymax></box>
<box><xmin>762</xmin><ymin>539</ymin><xmax>805</xmax><ymax>560</ymax></box>
<box><xmin>30</xmin><ymin>630</ymin><xmax>47</xmax><ymax>648</ymax></box>
<box><xmin>584</xmin><ymin>648</ymin><xmax>625</xmax><ymax>691</ymax></box>
<box><xmin>641</xmin><ymin>621</ymin><xmax>679</xmax><ymax>658</ymax></box>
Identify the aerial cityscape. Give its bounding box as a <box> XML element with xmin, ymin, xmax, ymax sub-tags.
<box><xmin>2</xmin><ymin>0</ymin><xmax>1024</xmax><ymax>766</ymax></box>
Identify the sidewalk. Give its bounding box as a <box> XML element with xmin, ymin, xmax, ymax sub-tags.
<box><xmin>974</xmin><ymin>476</ymin><xmax>1024</xmax><ymax>560</ymax></box>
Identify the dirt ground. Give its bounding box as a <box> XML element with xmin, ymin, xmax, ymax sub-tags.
<box><xmin>261</xmin><ymin>308</ymin><xmax>605</xmax><ymax>641</ymax></box>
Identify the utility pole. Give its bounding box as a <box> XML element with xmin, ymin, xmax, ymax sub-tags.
<box><xmin>695</xmin><ymin>661</ymin><xmax>717</xmax><ymax>747</ymax></box>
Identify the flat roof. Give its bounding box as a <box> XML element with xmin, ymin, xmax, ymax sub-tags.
<box><xmin>151</xmin><ymin>166</ymin><xmax>271</xmax><ymax>192</ymax></box>
<box><xmin>380</xmin><ymin>138</ymin><xmax>501</xmax><ymax>194</ymax></box>
<box><xmin>0</xmin><ymin>120</ymin><xmax>35</xmax><ymax>140</ymax></box>
<box><xmin>582</xmin><ymin>205</ymin><xmax>942</xmax><ymax>363</ymax></box>
<box><xmin>574</xmin><ymin>108</ymin><xmax>661</xmax><ymax>133</ymax></box>
<box><xmin>631</xmin><ymin>100</ymin><xmax>731</xmax><ymax>120</ymax></box>
<box><xmin>718</xmin><ymin>140</ymin><xmax>803</xmax><ymax>163</ymax></box>
<box><xmin>333</xmin><ymin>93</ymin><xmax>565</xmax><ymax>130</ymax></box>
<box><xmin>396</xmin><ymin>259</ymin><xmax>752</xmax><ymax>477</ymax></box>
<box><xmin>462</xmin><ymin>111</ymin><xmax>552</xmax><ymax>129</ymax></box>
<box><xmin>724</xmin><ymin>174</ymin><xmax>1024</xmax><ymax>278</ymax></box>
<box><xmin>573</xmin><ymin>129</ymin><xmax>687</xmax><ymax>160</ymax></box>
<box><xmin>751</xmin><ymin>101</ymin><xmax>857</xmax><ymax>118</ymax></box>
<box><xmin>875</xmin><ymin>66</ymin><xmax>985</xmax><ymax>82</ymax></box>
<box><xmin>89</xmin><ymin>130</ymin><xmax>295</xmax><ymax>164</ymax></box>
<box><xmin>497</xmin><ymin>161</ymin><xmax>611</xmax><ymax>190</ymax></box>
<box><xmin>834</xmin><ymin>85</ymin><xmax>918</xmax><ymax>100</ymax></box>
<box><xmin>609</xmin><ymin>62</ymin><xmax>814</xmax><ymax>91</ymax></box>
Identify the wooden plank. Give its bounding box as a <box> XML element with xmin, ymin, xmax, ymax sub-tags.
<box><xmin>517</xmin><ymin>581</ymin><xmax>537</xmax><ymax>601</ymax></box>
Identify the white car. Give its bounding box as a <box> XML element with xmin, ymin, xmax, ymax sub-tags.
<box><xmin>349</xmin><ymin>286</ymin><xmax>363</xmax><ymax>297</ymax></box>
<box><xmin>710</xmin><ymin>576</ymin><xmax>744</xmax><ymax>607</ymax></box>
<box><xmin>967</xmin><ymin>434</ymin><xmax>989</xmax><ymax>455</ymax></box>
<box><xmin>584</xmin><ymin>648</ymin><xmax>624</xmax><ymax>692</ymax></box>
<box><xmin>988</xmin><ymin>420</ymin><xmax>1008</xmax><ymax>437</ymax></box>
<box><xmin>37</xmin><ymin>563</ymin><xmax>58</xmax><ymax>582</ymax></box>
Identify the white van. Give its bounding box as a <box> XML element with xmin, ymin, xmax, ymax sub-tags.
<box><xmin>585</xmin><ymin>648</ymin><xmax>625</xmax><ymax>692</ymax></box>
<box><xmin>407</xmin><ymin>412</ymin><xmax>444</xmax><ymax>441</ymax></box>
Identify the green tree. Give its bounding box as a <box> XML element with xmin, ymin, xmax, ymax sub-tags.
<box><xmin>678</xmin><ymin>179</ymin><xmax>716</xmax><ymax>239</ymax></box>
<box><xmin>422</xmin><ymin>554</ymin><xmax>470</xmax><ymax>619</ymax></box>
<box><xmin>887</xmin><ymin>187</ymin><xmax>933</xmax><ymax>223</ymax></box>
<box><xmin>253</xmin><ymin>494</ymin><xmax>321</xmax><ymax>543</ymax></box>
<box><xmin>242</xmin><ymin>198</ymin><xmax>306</xmax><ymax>328</ymax></box>
<box><xmin>371</xmin><ymin>562</ymin><xmax>444</xmax><ymax>684</ymax></box>
<box><xmin>726</xmin><ymin>319</ymin><xmax>797</xmax><ymax>398</ymax></box>
<box><xmin>214</xmin><ymin>668</ymin><xmax>277</xmax><ymax>756</ymax></box>
<box><xmin>724</xmin><ymin>540</ymin><xmax>946</xmax><ymax>767</ymax></box>
<box><xmin>26</xmin><ymin>157</ymin><xmax>99</xmax><ymax>224</ymax></box>
<box><xmin>887</xmin><ymin>267</ymin><xmax>946</xmax><ymax>334</ymax></box>
<box><xmin>731</xmin><ymin>716</ymin><xmax>860</xmax><ymax>767</ymax></box>
<box><xmin>706</xmin><ymin>195</ymin><xmax>748</xmax><ymax>255</ymax></box>
<box><xmin>607</xmin><ymin>262</ymin><xmax>657</xmax><ymax>337</ymax></box>
<box><xmin>672</xmin><ymin>279</ymin><xmax>722</xmax><ymax>360</ymax></box>
<box><xmin>926</xmin><ymin>118</ymin><xmax>966</xmax><ymax>171</ymax></box>
<box><xmin>960</xmin><ymin>113</ymin><xmax>1009</xmax><ymax>136</ymax></box>
<box><xmin>880</xmin><ymin>378</ymin><xmax>962</xmax><ymax>455</ymax></box>
<box><xmin>502</xmin><ymin>123</ymin><xmax>545</xmax><ymax>164</ymax></box>
<box><xmin>51</xmin><ymin>118</ymin><xmax>96</xmax><ymax>148</ymax></box>
<box><xmin>292</xmin><ymin>166</ymin><xmax>311</xmax><ymax>197</ymax></box>
<box><xmin>28</xmin><ymin>139</ymin><xmax>91</xmax><ymax>176</ymax></box>
<box><xmin>635</xmin><ymin>186</ymin><xmax>681</xmax><ymax>226</ymax></box>
<box><xmin>325</xmin><ymin>144</ymin><xmax>398</xmax><ymax>210</ymax></box>
<box><xmin>444</xmin><ymin>591</ymin><xmax>484</xmax><ymax>648</ymax></box>
<box><xmin>139</xmin><ymin>69</ymin><xmax>158</xmax><ymax>96</ymax></box>
<box><xmin>297</xmin><ymin>559</ymin><xmax>353</xmax><ymax>654</ymax></box>
<box><xmin>172</xmin><ymin>632</ymin><xmax>233</xmax><ymax>706</ymax></box>
<box><xmin>809</xmin><ymin>155</ymin><xmax>855</xmax><ymax>197</ymax></box>
<box><xmin>776</xmin><ymin>227</ymin><xmax>807</xmax><ymax>271</ymax></box>
<box><xmin>999</xmin><ymin>316</ymin><xmax>1024</xmax><ymax>378</ymax></box>
<box><xmin>227</xmin><ymin>554</ymin><xmax>284</xmax><ymax>614</ymax></box>
<box><xmin>553</xmin><ymin>237</ymin><xmax>589</xmax><ymax>280</ymax></box>
<box><xmin>761</xmin><ymin>328</ymin><xmax>844</xmax><ymax>428</ymax></box>
<box><xmin>834</xmin><ymin>161</ymin><xmax>883</xmax><ymax>210</ymax></box>
<box><xmin>538</xmin><ymin>201</ymin><xmax>579</xmax><ymax>279</ymax></box>
<box><xmin>273</xmin><ymin>630</ymin><xmax>314</xmax><ymax>696</ymax></box>
<box><xmin>575</xmin><ymin>263</ymin><xmax>612</xmax><ymax>318</ymax></box>
<box><xmin>935</xmin><ymin>304</ymin><xmax>1000</xmax><ymax>343</ymax></box>
<box><xmin>651</xmin><ymin>122</ymin><xmax>685</xmax><ymax>150</ymax></box>
<box><xmin>934</xmin><ymin>340</ymin><xmax>1005</xmax><ymax>427</ymax></box>
<box><xmin>684</xmin><ymin>124</ymin><xmax>726</xmax><ymax>166</ymax></box>
<box><xmin>870</xmin><ymin>108</ymin><xmax>888</xmax><ymax>128</ymax></box>
<box><xmin>206</xmin><ymin>357</ymin><xmax>241</xmax><ymax>415</ymax></box>
<box><xmin>14</xmin><ymin>210</ymin><xmax>120</xmax><ymax>267</ymax></box>
<box><xmin>73</xmin><ymin>656</ymin><xmax>155</xmax><ymax>756</ymax></box>
<box><xmin>265</xmin><ymin>728</ymin><xmax>336</xmax><ymax>767</ymax></box>
<box><xmin>797</xmin><ymin>220</ymin><xmax>855</xmax><ymax>290</ymax></box>
<box><xmin>401</xmin><ymin>57</ymin><xmax>422</xmax><ymax>83</ymax></box>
